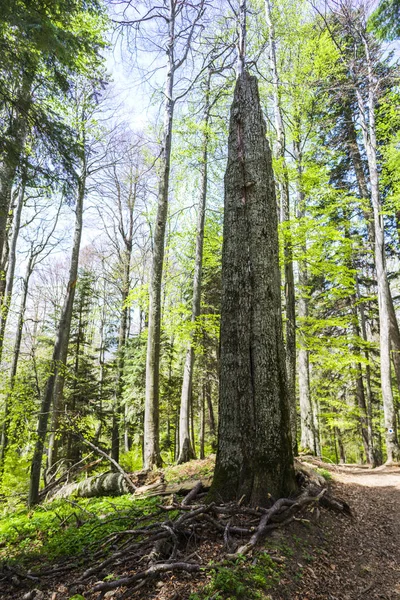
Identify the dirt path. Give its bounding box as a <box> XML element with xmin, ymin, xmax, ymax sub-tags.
<box><xmin>273</xmin><ymin>464</ymin><xmax>400</xmax><ymax>600</ymax></box>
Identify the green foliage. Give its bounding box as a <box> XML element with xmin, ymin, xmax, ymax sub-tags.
<box><xmin>315</xmin><ymin>468</ymin><xmax>333</xmax><ymax>481</ymax></box>
<box><xmin>369</xmin><ymin>0</ymin><xmax>400</xmax><ymax>40</ymax></box>
<box><xmin>189</xmin><ymin>553</ymin><xmax>281</xmax><ymax>600</ymax></box>
<box><xmin>0</xmin><ymin>495</ymin><xmax>160</xmax><ymax>564</ymax></box>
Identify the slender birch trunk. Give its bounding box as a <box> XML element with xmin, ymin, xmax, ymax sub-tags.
<box><xmin>177</xmin><ymin>71</ymin><xmax>211</xmax><ymax>464</ymax></box>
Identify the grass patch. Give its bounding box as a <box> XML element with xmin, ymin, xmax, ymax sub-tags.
<box><xmin>0</xmin><ymin>495</ymin><xmax>160</xmax><ymax>565</ymax></box>
<box><xmin>315</xmin><ymin>468</ymin><xmax>333</xmax><ymax>481</ymax></box>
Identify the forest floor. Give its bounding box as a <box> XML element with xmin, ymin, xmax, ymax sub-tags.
<box><xmin>0</xmin><ymin>459</ymin><xmax>399</xmax><ymax>600</ymax></box>
<box><xmin>268</xmin><ymin>462</ymin><xmax>400</xmax><ymax>600</ymax></box>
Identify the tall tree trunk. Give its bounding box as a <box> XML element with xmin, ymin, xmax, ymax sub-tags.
<box><xmin>199</xmin><ymin>383</ymin><xmax>205</xmax><ymax>460</ymax></box>
<box><xmin>112</xmin><ymin>251</ymin><xmax>131</xmax><ymax>464</ymax></box>
<box><xmin>293</xmin><ymin>138</ymin><xmax>319</xmax><ymax>455</ymax></box>
<box><xmin>0</xmin><ymin>171</ymin><xmax>26</xmax><ymax>364</ymax></box>
<box><xmin>0</xmin><ymin>254</ymin><xmax>33</xmax><ymax>476</ymax></box>
<box><xmin>351</xmin><ymin>299</ymin><xmax>374</xmax><ymax>464</ymax></box>
<box><xmin>144</xmin><ymin>12</ymin><xmax>176</xmax><ymax>469</ymax></box>
<box><xmin>354</xmin><ymin>41</ymin><xmax>400</xmax><ymax>462</ymax></box>
<box><xmin>0</xmin><ymin>77</ymin><xmax>32</xmax><ymax>272</ymax></box>
<box><xmin>345</xmin><ymin>105</ymin><xmax>400</xmax><ymax>393</ymax></box>
<box><xmin>210</xmin><ymin>72</ymin><xmax>296</xmax><ymax>506</ymax></box>
<box><xmin>206</xmin><ymin>380</ymin><xmax>215</xmax><ymax>442</ymax></box>
<box><xmin>177</xmin><ymin>71</ymin><xmax>211</xmax><ymax>464</ymax></box>
<box><xmin>335</xmin><ymin>426</ymin><xmax>346</xmax><ymax>464</ymax></box>
<box><xmin>356</xmin><ymin>277</ymin><xmax>378</xmax><ymax>464</ymax></box>
<box><xmin>29</xmin><ymin>174</ymin><xmax>85</xmax><ymax>506</ymax></box>
<box><xmin>265</xmin><ymin>0</ymin><xmax>297</xmax><ymax>453</ymax></box>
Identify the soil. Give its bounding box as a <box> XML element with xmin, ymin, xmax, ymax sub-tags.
<box><xmin>270</xmin><ymin>463</ymin><xmax>400</xmax><ymax>600</ymax></box>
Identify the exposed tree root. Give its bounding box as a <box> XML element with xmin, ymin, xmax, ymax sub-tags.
<box><xmin>6</xmin><ymin>480</ymin><xmax>350</xmax><ymax>599</ymax></box>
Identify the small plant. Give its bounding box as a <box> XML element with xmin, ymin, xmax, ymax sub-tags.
<box><xmin>316</xmin><ymin>468</ymin><xmax>333</xmax><ymax>481</ymax></box>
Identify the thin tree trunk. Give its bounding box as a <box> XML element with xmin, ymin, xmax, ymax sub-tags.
<box><xmin>178</xmin><ymin>71</ymin><xmax>211</xmax><ymax>464</ymax></box>
<box><xmin>293</xmin><ymin>138</ymin><xmax>319</xmax><ymax>454</ymax></box>
<box><xmin>0</xmin><ymin>254</ymin><xmax>33</xmax><ymax>476</ymax></box>
<box><xmin>345</xmin><ymin>104</ymin><xmax>400</xmax><ymax>394</ymax></box>
<box><xmin>206</xmin><ymin>380</ymin><xmax>215</xmax><ymax>440</ymax></box>
<box><xmin>335</xmin><ymin>426</ymin><xmax>346</xmax><ymax>464</ymax></box>
<box><xmin>29</xmin><ymin>173</ymin><xmax>85</xmax><ymax>506</ymax></box>
<box><xmin>0</xmin><ymin>171</ymin><xmax>26</xmax><ymax>365</ymax></box>
<box><xmin>199</xmin><ymin>383</ymin><xmax>205</xmax><ymax>459</ymax></box>
<box><xmin>356</xmin><ymin>278</ymin><xmax>378</xmax><ymax>465</ymax></box>
<box><xmin>0</xmin><ymin>77</ymin><xmax>32</xmax><ymax>271</ymax></box>
<box><xmin>144</xmin><ymin>10</ymin><xmax>176</xmax><ymax>469</ymax></box>
<box><xmin>354</xmin><ymin>41</ymin><xmax>400</xmax><ymax>462</ymax></box>
<box><xmin>210</xmin><ymin>71</ymin><xmax>296</xmax><ymax>506</ymax></box>
<box><xmin>265</xmin><ymin>0</ymin><xmax>297</xmax><ymax>453</ymax></box>
<box><xmin>112</xmin><ymin>252</ymin><xmax>131</xmax><ymax>464</ymax></box>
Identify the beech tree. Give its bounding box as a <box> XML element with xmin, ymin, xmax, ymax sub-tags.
<box><xmin>210</xmin><ymin>1</ymin><xmax>296</xmax><ymax>506</ymax></box>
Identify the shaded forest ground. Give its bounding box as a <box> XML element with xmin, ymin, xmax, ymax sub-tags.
<box><xmin>0</xmin><ymin>459</ymin><xmax>399</xmax><ymax>600</ymax></box>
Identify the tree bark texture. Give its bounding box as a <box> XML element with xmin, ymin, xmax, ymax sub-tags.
<box><xmin>210</xmin><ymin>72</ymin><xmax>296</xmax><ymax>507</ymax></box>
<box><xmin>144</xmin><ymin>21</ymin><xmax>175</xmax><ymax>469</ymax></box>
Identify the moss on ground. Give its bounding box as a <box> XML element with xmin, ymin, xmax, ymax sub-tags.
<box><xmin>189</xmin><ymin>552</ymin><xmax>282</xmax><ymax>600</ymax></box>
<box><xmin>0</xmin><ymin>495</ymin><xmax>160</xmax><ymax>565</ymax></box>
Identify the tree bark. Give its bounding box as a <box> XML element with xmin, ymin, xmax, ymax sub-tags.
<box><xmin>0</xmin><ymin>170</ymin><xmax>26</xmax><ymax>365</ymax></box>
<box><xmin>199</xmin><ymin>383</ymin><xmax>205</xmax><ymax>460</ymax></box>
<box><xmin>354</xmin><ymin>38</ymin><xmax>400</xmax><ymax>462</ymax></box>
<box><xmin>210</xmin><ymin>72</ymin><xmax>296</xmax><ymax>507</ymax></box>
<box><xmin>0</xmin><ymin>253</ymin><xmax>33</xmax><ymax>475</ymax></box>
<box><xmin>0</xmin><ymin>77</ymin><xmax>32</xmax><ymax>272</ymax></box>
<box><xmin>144</xmin><ymin>11</ymin><xmax>176</xmax><ymax>470</ymax></box>
<box><xmin>177</xmin><ymin>71</ymin><xmax>211</xmax><ymax>464</ymax></box>
<box><xmin>345</xmin><ymin>104</ymin><xmax>400</xmax><ymax>395</ymax></box>
<box><xmin>265</xmin><ymin>0</ymin><xmax>297</xmax><ymax>453</ymax></box>
<box><xmin>293</xmin><ymin>138</ymin><xmax>319</xmax><ymax>455</ymax></box>
<box><xmin>112</xmin><ymin>249</ymin><xmax>131</xmax><ymax>464</ymax></box>
<box><xmin>29</xmin><ymin>173</ymin><xmax>85</xmax><ymax>506</ymax></box>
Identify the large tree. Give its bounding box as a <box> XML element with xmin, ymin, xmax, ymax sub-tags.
<box><xmin>210</xmin><ymin>66</ymin><xmax>296</xmax><ymax>505</ymax></box>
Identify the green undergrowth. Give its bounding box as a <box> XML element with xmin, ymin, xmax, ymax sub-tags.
<box><xmin>189</xmin><ymin>552</ymin><xmax>282</xmax><ymax>600</ymax></box>
<box><xmin>0</xmin><ymin>494</ymin><xmax>160</xmax><ymax>566</ymax></box>
<box><xmin>315</xmin><ymin>467</ymin><xmax>333</xmax><ymax>481</ymax></box>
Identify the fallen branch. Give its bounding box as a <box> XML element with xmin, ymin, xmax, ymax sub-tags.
<box><xmin>92</xmin><ymin>561</ymin><xmax>201</xmax><ymax>594</ymax></box>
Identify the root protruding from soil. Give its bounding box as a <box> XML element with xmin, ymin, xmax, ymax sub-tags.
<box><xmin>6</xmin><ymin>480</ymin><xmax>350</xmax><ymax>599</ymax></box>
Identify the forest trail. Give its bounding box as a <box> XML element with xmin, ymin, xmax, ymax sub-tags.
<box><xmin>275</xmin><ymin>464</ymin><xmax>400</xmax><ymax>600</ymax></box>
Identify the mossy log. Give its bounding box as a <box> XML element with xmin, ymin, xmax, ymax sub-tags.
<box><xmin>49</xmin><ymin>472</ymin><xmax>212</xmax><ymax>501</ymax></box>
